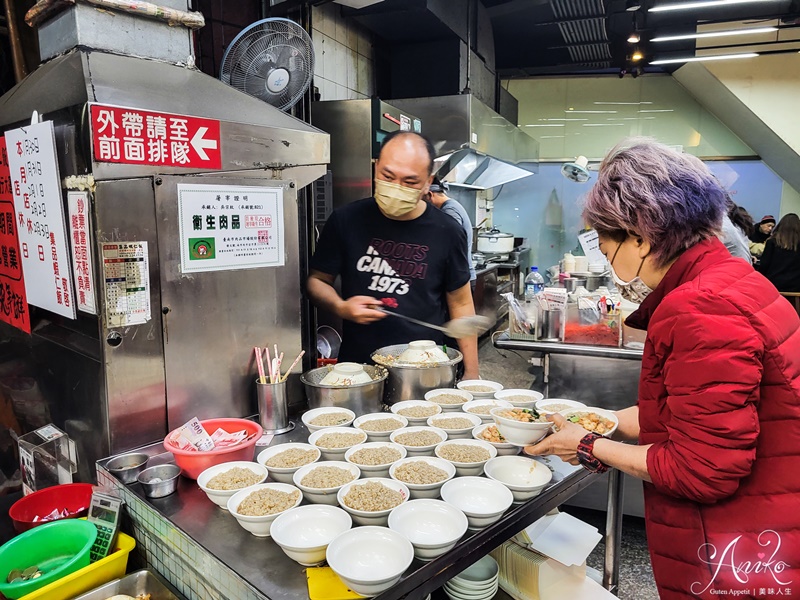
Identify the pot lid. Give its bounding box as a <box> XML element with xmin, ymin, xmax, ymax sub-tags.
<box><xmin>478</xmin><ymin>229</ymin><xmax>513</xmax><ymax>238</ymax></box>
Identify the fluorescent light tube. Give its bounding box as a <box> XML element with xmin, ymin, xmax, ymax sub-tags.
<box><xmin>650</xmin><ymin>52</ymin><xmax>758</xmax><ymax>64</ymax></box>
<box><xmin>650</xmin><ymin>0</ymin><xmax>779</xmax><ymax>12</ymax></box>
<box><xmin>652</xmin><ymin>26</ymin><xmax>776</xmax><ymax>42</ymax></box>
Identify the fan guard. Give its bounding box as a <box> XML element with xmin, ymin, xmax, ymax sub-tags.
<box><xmin>220</xmin><ymin>18</ymin><xmax>315</xmax><ymax>111</ymax></box>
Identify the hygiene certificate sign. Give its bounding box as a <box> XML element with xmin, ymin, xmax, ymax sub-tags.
<box><xmin>177</xmin><ymin>184</ymin><xmax>285</xmax><ymax>273</ymax></box>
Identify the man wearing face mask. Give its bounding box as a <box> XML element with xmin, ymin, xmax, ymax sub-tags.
<box><xmin>307</xmin><ymin>131</ymin><xmax>480</xmax><ymax>379</ymax></box>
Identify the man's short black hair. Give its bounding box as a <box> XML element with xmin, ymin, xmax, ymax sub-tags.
<box><xmin>379</xmin><ymin>131</ymin><xmax>436</xmax><ymax>175</ymax></box>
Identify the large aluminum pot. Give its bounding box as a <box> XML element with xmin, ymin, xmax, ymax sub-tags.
<box><xmin>371</xmin><ymin>344</ymin><xmax>463</xmax><ymax>405</ymax></box>
<box><xmin>477</xmin><ymin>229</ymin><xmax>514</xmax><ymax>254</ymax></box>
<box><xmin>300</xmin><ymin>365</ymin><xmax>388</xmax><ymax>415</ymax></box>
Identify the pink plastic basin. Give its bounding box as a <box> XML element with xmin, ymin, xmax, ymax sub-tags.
<box><xmin>163</xmin><ymin>418</ymin><xmax>263</xmax><ymax>479</ymax></box>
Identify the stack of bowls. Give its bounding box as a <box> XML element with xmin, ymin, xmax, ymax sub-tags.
<box><xmin>443</xmin><ymin>555</ymin><xmax>499</xmax><ymax>600</ymax></box>
<box><xmin>270</xmin><ymin>505</ymin><xmax>352</xmax><ymax>566</ymax></box>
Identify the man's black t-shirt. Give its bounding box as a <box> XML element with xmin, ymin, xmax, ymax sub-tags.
<box><xmin>310</xmin><ymin>198</ymin><xmax>471</xmax><ymax>363</ymax></box>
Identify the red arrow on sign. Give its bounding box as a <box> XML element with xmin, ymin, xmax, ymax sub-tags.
<box><xmin>90</xmin><ymin>104</ymin><xmax>222</xmax><ymax>169</ymax></box>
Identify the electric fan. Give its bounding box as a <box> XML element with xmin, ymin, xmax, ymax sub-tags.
<box><xmin>220</xmin><ymin>18</ymin><xmax>314</xmax><ymax>111</ymax></box>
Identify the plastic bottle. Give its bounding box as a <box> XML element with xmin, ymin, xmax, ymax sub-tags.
<box><xmin>524</xmin><ymin>266</ymin><xmax>545</xmax><ymax>300</ymax></box>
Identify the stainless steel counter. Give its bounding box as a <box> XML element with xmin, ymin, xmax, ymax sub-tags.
<box><xmin>99</xmin><ymin>421</ymin><xmax>609</xmax><ymax>599</ymax></box>
<box><xmin>494</xmin><ymin>332</ymin><xmax>643</xmax><ymax>361</ymax></box>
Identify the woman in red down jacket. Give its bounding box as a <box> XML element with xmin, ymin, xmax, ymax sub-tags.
<box><xmin>526</xmin><ymin>139</ymin><xmax>800</xmax><ymax>599</ymax></box>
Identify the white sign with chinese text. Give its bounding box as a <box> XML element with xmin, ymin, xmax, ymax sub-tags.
<box><xmin>6</xmin><ymin>121</ymin><xmax>76</xmax><ymax>318</ymax></box>
<box><xmin>577</xmin><ymin>229</ymin><xmax>607</xmax><ymax>266</ymax></box>
<box><xmin>102</xmin><ymin>241</ymin><xmax>151</xmax><ymax>327</ymax></box>
<box><xmin>67</xmin><ymin>191</ymin><xmax>97</xmax><ymax>315</ymax></box>
<box><xmin>177</xmin><ymin>184</ymin><xmax>285</xmax><ymax>273</ymax></box>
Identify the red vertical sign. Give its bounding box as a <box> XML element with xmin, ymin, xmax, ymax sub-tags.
<box><xmin>0</xmin><ymin>137</ymin><xmax>30</xmax><ymax>333</ymax></box>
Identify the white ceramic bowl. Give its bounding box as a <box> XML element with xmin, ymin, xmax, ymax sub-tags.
<box><xmin>337</xmin><ymin>477</ymin><xmax>410</xmax><ymax>526</ymax></box>
<box><xmin>391</xmin><ymin>400</ymin><xmax>442</xmax><ymax>425</ymax></box>
<box><xmin>444</xmin><ymin>584</ymin><xmax>498</xmax><ymax>600</ymax></box>
<box><xmin>434</xmin><ymin>439</ymin><xmax>498</xmax><ymax>477</ymax></box>
<box><xmin>483</xmin><ymin>455</ymin><xmax>553</xmax><ymax>503</ymax></box>
<box><xmin>397</xmin><ymin>340</ymin><xmax>450</xmax><ymax>364</ymax></box>
<box><xmin>427</xmin><ymin>412</ymin><xmax>482</xmax><ymax>440</ymax></box>
<box><xmin>345</xmin><ymin>442</ymin><xmax>407</xmax><ymax>478</ymax></box>
<box><xmin>388</xmin><ymin>499</ymin><xmax>468</xmax><ymax>561</ymax></box>
<box><xmin>534</xmin><ymin>398</ymin><xmax>587</xmax><ymax>415</ymax></box>
<box><xmin>390</xmin><ymin>426</ymin><xmax>448</xmax><ymax>457</ymax></box>
<box><xmin>424</xmin><ymin>388</ymin><xmax>473</xmax><ymax>412</ymax></box>
<box><xmin>452</xmin><ymin>554</ymin><xmax>500</xmax><ymax>583</ymax></box>
<box><xmin>446</xmin><ymin>578</ymin><xmax>498</xmax><ymax>597</ymax></box>
<box><xmin>196</xmin><ymin>461</ymin><xmax>268</xmax><ymax>509</ymax></box>
<box><xmin>256</xmin><ymin>443</ymin><xmax>321</xmax><ymax>484</ymax></box>
<box><xmin>493</xmin><ymin>389</ymin><xmax>544</xmax><ymax>408</ymax></box>
<box><xmin>461</xmin><ymin>399</ymin><xmax>514</xmax><ymax>424</ymax></box>
<box><xmin>440</xmin><ymin>477</ymin><xmax>514</xmax><ymax>530</ymax></box>
<box><xmin>326</xmin><ymin>526</ymin><xmax>414</xmax><ymax>597</ymax></box>
<box><xmin>560</xmin><ymin>407</ymin><xmax>619</xmax><ymax>437</ymax></box>
<box><xmin>445</xmin><ymin>579</ymin><xmax>499</xmax><ymax>600</ymax></box>
<box><xmin>389</xmin><ymin>456</ymin><xmax>456</xmax><ymax>499</ymax></box>
<box><xmin>301</xmin><ymin>407</ymin><xmax>356</xmax><ymax>432</ymax></box>
<box><xmin>226</xmin><ymin>482</ymin><xmax>303</xmax><ymax>537</ymax></box>
<box><xmin>456</xmin><ymin>380</ymin><xmax>503</xmax><ymax>399</ymax></box>
<box><xmin>319</xmin><ymin>362</ymin><xmax>374</xmax><ymax>385</ymax></box>
<box><xmin>490</xmin><ymin>407</ymin><xmax>553</xmax><ymax>447</ymax></box>
<box><xmin>308</xmin><ymin>427</ymin><xmax>368</xmax><ymax>461</ymax></box>
<box><xmin>270</xmin><ymin>505</ymin><xmax>352</xmax><ymax>566</ymax></box>
<box><xmin>471</xmin><ymin>424</ymin><xmax>521</xmax><ymax>457</ymax></box>
<box><xmin>353</xmin><ymin>413</ymin><xmax>409</xmax><ymax>442</ymax></box>
<box><xmin>292</xmin><ymin>461</ymin><xmax>361</xmax><ymax>505</ymax></box>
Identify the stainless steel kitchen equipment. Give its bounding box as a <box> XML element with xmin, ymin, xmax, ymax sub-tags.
<box><xmin>311</xmin><ymin>99</ymin><xmax>424</xmax><ymax>211</ymax></box>
<box><xmin>371</xmin><ymin>344</ymin><xmax>463</xmax><ymax>405</ymax></box>
<box><xmin>476</xmin><ymin>228</ymin><xmax>515</xmax><ymax>255</ymax></box>
<box><xmin>390</xmin><ymin>95</ymin><xmax>539</xmax><ymax>190</ymax></box>
<box><xmin>0</xmin><ymin>5</ymin><xmax>329</xmax><ymax>481</ymax></box>
<box><xmin>300</xmin><ymin>365</ymin><xmax>388</xmax><ymax>414</ymax></box>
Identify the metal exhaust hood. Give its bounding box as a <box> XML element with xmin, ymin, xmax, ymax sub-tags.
<box><xmin>391</xmin><ymin>94</ymin><xmax>538</xmax><ymax>190</ymax></box>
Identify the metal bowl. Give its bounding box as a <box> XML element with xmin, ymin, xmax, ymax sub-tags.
<box><xmin>301</xmin><ymin>364</ymin><xmax>388</xmax><ymax>415</ymax></box>
<box><xmin>371</xmin><ymin>344</ymin><xmax>463</xmax><ymax>406</ymax></box>
<box><xmin>106</xmin><ymin>452</ymin><xmax>149</xmax><ymax>484</ymax></box>
<box><xmin>137</xmin><ymin>464</ymin><xmax>180</xmax><ymax>499</ymax></box>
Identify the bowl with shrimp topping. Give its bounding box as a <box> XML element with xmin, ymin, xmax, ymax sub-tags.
<box><xmin>471</xmin><ymin>423</ymin><xmax>521</xmax><ymax>456</ymax></box>
<box><xmin>490</xmin><ymin>407</ymin><xmax>553</xmax><ymax>447</ymax></box>
<box><xmin>559</xmin><ymin>408</ymin><xmax>618</xmax><ymax>437</ymax></box>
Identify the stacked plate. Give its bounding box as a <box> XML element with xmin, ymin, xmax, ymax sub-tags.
<box><xmin>443</xmin><ymin>555</ymin><xmax>499</xmax><ymax>600</ymax></box>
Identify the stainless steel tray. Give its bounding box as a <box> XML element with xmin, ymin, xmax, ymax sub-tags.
<box><xmin>71</xmin><ymin>569</ymin><xmax>184</xmax><ymax>600</ymax></box>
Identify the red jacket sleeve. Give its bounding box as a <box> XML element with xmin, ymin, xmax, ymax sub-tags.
<box><xmin>645</xmin><ymin>289</ymin><xmax>762</xmax><ymax>504</ymax></box>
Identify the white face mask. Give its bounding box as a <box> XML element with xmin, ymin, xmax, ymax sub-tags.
<box><xmin>374</xmin><ymin>179</ymin><xmax>423</xmax><ymax>218</ymax></box>
<box><xmin>609</xmin><ymin>263</ymin><xmax>653</xmax><ymax>304</ymax></box>
<box><xmin>609</xmin><ymin>242</ymin><xmax>653</xmax><ymax>304</ymax></box>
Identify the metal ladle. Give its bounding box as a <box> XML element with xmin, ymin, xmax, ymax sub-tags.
<box><xmin>379</xmin><ymin>309</ymin><xmax>493</xmax><ymax>339</ymax></box>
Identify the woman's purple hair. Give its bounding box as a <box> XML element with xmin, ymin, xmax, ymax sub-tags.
<box><xmin>583</xmin><ymin>138</ymin><xmax>726</xmax><ymax>268</ymax></box>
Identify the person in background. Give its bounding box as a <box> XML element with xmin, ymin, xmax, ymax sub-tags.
<box><xmin>757</xmin><ymin>212</ymin><xmax>800</xmax><ymax>292</ymax></box>
<box><xmin>307</xmin><ymin>131</ymin><xmax>480</xmax><ymax>379</ymax></box>
<box><xmin>748</xmin><ymin>214</ymin><xmax>775</xmax><ymax>259</ymax></box>
<box><xmin>524</xmin><ymin>139</ymin><xmax>800</xmax><ymax>599</ymax></box>
<box><xmin>426</xmin><ymin>177</ymin><xmax>477</xmax><ymax>289</ymax></box>
<box><xmin>719</xmin><ymin>198</ymin><xmax>752</xmax><ymax>262</ymax></box>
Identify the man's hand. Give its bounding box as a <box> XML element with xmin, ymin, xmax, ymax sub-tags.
<box><xmin>337</xmin><ymin>296</ymin><xmax>388</xmax><ymax>324</ymax></box>
<box><xmin>523</xmin><ymin>414</ymin><xmax>585</xmax><ymax>465</ymax></box>
<box><xmin>462</xmin><ymin>370</ymin><xmax>480</xmax><ymax>381</ymax></box>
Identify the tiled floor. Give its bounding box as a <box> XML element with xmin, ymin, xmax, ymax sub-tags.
<box><xmin>477</xmin><ymin>334</ymin><xmax>659</xmax><ymax>600</ymax></box>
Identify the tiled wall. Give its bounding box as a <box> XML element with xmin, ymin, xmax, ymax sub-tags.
<box><xmin>97</xmin><ymin>466</ymin><xmax>266</xmax><ymax>600</ymax></box>
<box><xmin>311</xmin><ymin>3</ymin><xmax>375</xmax><ymax>101</ymax></box>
